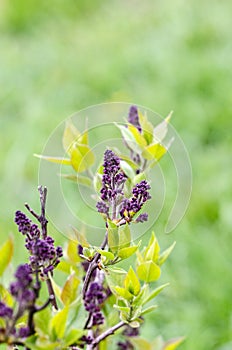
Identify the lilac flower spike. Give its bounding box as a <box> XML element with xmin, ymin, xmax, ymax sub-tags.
<box><xmin>15</xmin><ymin>210</ymin><xmax>63</xmax><ymax>278</ymax></box>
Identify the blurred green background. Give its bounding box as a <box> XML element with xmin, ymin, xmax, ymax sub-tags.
<box><xmin>0</xmin><ymin>0</ymin><xmax>232</xmax><ymax>349</ymax></box>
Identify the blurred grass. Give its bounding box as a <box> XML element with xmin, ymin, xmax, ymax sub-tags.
<box><xmin>0</xmin><ymin>0</ymin><xmax>232</xmax><ymax>349</ymax></box>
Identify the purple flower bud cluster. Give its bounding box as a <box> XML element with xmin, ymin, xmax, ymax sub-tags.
<box><xmin>96</xmin><ymin>150</ymin><xmax>126</xmax><ymax>218</ymax></box>
<box><xmin>128</xmin><ymin>106</ymin><xmax>142</xmax><ymax>133</ymax></box>
<box><xmin>96</xmin><ymin>150</ymin><xmax>151</xmax><ymax>223</ymax></box>
<box><xmin>0</xmin><ymin>301</ymin><xmax>13</xmax><ymax>319</ymax></box>
<box><xmin>9</xmin><ymin>264</ymin><xmax>36</xmax><ymax>307</ymax></box>
<box><xmin>15</xmin><ymin>211</ymin><xmax>63</xmax><ymax>277</ymax></box>
<box><xmin>120</xmin><ymin>180</ymin><xmax>151</xmax><ymax>222</ymax></box>
<box><xmin>117</xmin><ymin>325</ymin><xmax>140</xmax><ymax>349</ymax></box>
<box><xmin>84</xmin><ymin>281</ymin><xmax>106</xmax><ymax>327</ymax></box>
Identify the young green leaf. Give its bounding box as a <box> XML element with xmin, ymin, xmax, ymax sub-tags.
<box><xmin>128</xmin><ymin>124</ymin><xmax>147</xmax><ymax>147</ymax></box>
<box><xmin>107</xmin><ymin>220</ymin><xmax>119</xmax><ymax>253</ymax></box>
<box><xmin>130</xmin><ymin>337</ymin><xmax>153</xmax><ymax>350</ymax></box>
<box><xmin>158</xmin><ymin>242</ymin><xmax>176</xmax><ymax>266</ymax></box>
<box><xmin>62</xmin><ymin>120</ymin><xmax>80</xmax><ymax>155</ymax></box>
<box><xmin>162</xmin><ymin>336</ymin><xmax>185</xmax><ymax>350</ymax></box>
<box><xmin>143</xmin><ymin>283</ymin><xmax>170</xmax><ymax>305</ymax></box>
<box><xmin>0</xmin><ymin>237</ymin><xmax>13</xmax><ymax>277</ymax></box>
<box><xmin>61</xmin><ymin>273</ymin><xmax>80</xmax><ymax>305</ymax></box>
<box><xmin>114</xmin><ymin>286</ymin><xmax>133</xmax><ymax>300</ymax></box>
<box><xmin>120</xmin><ymin>160</ymin><xmax>135</xmax><ymax>180</ymax></box>
<box><xmin>118</xmin><ymin>224</ymin><xmax>131</xmax><ymax>249</ymax></box>
<box><xmin>124</xmin><ymin>267</ymin><xmax>140</xmax><ymax>296</ymax></box>
<box><xmin>34</xmin><ymin>154</ymin><xmax>72</xmax><ymax>165</ymax></box>
<box><xmin>140</xmin><ymin>305</ymin><xmax>158</xmax><ymax>316</ymax></box>
<box><xmin>118</xmin><ymin>245</ymin><xmax>139</xmax><ymax>260</ymax></box>
<box><xmin>59</xmin><ymin>174</ymin><xmax>92</xmax><ymax>187</ymax></box>
<box><xmin>96</xmin><ymin>249</ymin><xmax>115</xmax><ymax>261</ymax></box>
<box><xmin>50</xmin><ymin>306</ymin><xmax>69</xmax><ymax>339</ymax></box>
<box><xmin>137</xmin><ymin>261</ymin><xmax>161</xmax><ymax>283</ymax></box>
<box><xmin>64</xmin><ymin>329</ymin><xmax>84</xmax><ymax>347</ymax></box>
<box><xmin>115</xmin><ymin>124</ymin><xmax>142</xmax><ymax>154</ymax></box>
<box><xmin>138</xmin><ymin>110</ymin><xmax>154</xmax><ymax>145</ymax></box>
<box><xmin>142</xmin><ymin>143</ymin><xmax>167</xmax><ymax>161</ymax></box>
<box><xmin>70</xmin><ymin>143</ymin><xmax>95</xmax><ymax>173</ymax></box>
<box><xmin>153</xmin><ymin>111</ymin><xmax>172</xmax><ymax>144</ymax></box>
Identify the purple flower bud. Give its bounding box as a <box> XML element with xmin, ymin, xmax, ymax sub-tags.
<box><xmin>128</xmin><ymin>105</ymin><xmax>142</xmax><ymax>133</ymax></box>
<box><xmin>18</xmin><ymin>326</ymin><xmax>30</xmax><ymax>338</ymax></box>
<box><xmin>135</xmin><ymin>213</ymin><xmax>148</xmax><ymax>223</ymax></box>
<box><xmin>96</xmin><ymin>201</ymin><xmax>109</xmax><ymax>216</ymax></box>
<box><xmin>0</xmin><ymin>302</ymin><xmax>13</xmax><ymax>318</ymax></box>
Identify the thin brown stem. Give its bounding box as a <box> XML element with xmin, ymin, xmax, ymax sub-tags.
<box><xmin>91</xmin><ymin>321</ymin><xmax>125</xmax><ymax>348</ymax></box>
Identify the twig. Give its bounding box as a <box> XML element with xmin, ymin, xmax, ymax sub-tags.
<box><xmin>82</xmin><ymin>231</ymin><xmax>108</xmax><ymax>298</ymax></box>
<box><xmin>91</xmin><ymin>321</ymin><xmax>126</xmax><ymax>348</ymax></box>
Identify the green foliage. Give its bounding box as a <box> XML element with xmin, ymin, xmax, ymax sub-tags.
<box><xmin>0</xmin><ymin>237</ymin><xmax>13</xmax><ymax>277</ymax></box>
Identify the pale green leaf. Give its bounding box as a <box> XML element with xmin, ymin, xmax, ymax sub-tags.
<box><xmin>125</xmin><ymin>267</ymin><xmax>140</xmax><ymax>296</ymax></box>
<box><xmin>162</xmin><ymin>337</ymin><xmax>185</xmax><ymax>350</ymax></box>
<box><xmin>158</xmin><ymin>242</ymin><xmax>176</xmax><ymax>266</ymax></box>
<box><xmin>128</xmin><ymin>124</ymin><xmax>147</xmax><ymax>147</ymax></box>
<box><xmin>143</xmin><ymin>283</ymin><xmax>170</xmax><ymax>305</ymax></box>
<box><xmin>0</xmin><ymin>237</ymin><xmax>13</xmax><ymax>276</ymax></box>
<box><xmin>114</xmin><ymin>286</ymin><xmax>133</xmax><ymax>300</ymax></box>
<box><xmin>118</xmin><ymin>224</ymin><xmax>131</xmax><ymax>249</ymax></box>
<box><xmin>137</xmin><ymin>261</ymin><xmax>161</xmax><ymax>283</ymax></box>
<box><xmin>50</xmin><ymin>306</ymin><xmax>69</xmax><ymax>339</ymax></box>
<box><xmin>62</xmin><ymin>120</ymin><xmax>80</xmax><ymax>155</ymax></box>
<box><xmin>59</xmin><ymin>173</ymin><xmax>92</xmax><ymax>187</ymax></box>
<box><xmin>70</xmin><ymin>143</ymin><xmax>95</xmax><ymax>173</ymax></box>
<box><xmin>130</xmin><ymin>337</ymin><xmax>153</xmax><ymax>350</ymax></box>
<box><xmin>118</xmin><ymin>245</ymin><xmax>139</xmax><ymax>260</ymax></box>
<box><xmin>71</xmin><ymin>227</ymin><xmax>90</xmax><ymax>247</ymax></box>
<box><xmin>67</xmin><ymin>239</ymin><xmax>81</xmax><ymax>264</ymax></box>
<box><xmin>96</xmin><ymin>249</ymin><xmax>115</xmax><ymax>261</ymax></box>
<box><xmin>34</xmin><ymin>154</ymin><xmax>72</xmax><ymax>165</ymax></box>
<box><xmin>153</xmin><ymin>111</ymin><xmax>172</xmax><ymax>143</ymax></box>
<box><xmin>120</xmin><ymin>160</ymin><xmax>135</xmax><ymax>180</ymax></box>
<box><xmin>138</xmin><ymin>110</ymin><xmax>154</xmax><ymax>145</ymax></box>
<box><xmin>61</xmin><ymin>273</ymin><xmax>80</xmax><ymax>305</ymax></box>
<box><xmin>105</xmin><ymin>267</ymin><xmax>127</xmax><ymax>295</ymax></box>
<box><xmin>141</xmin><ymin>305</ymin><xmax>158</xmax><ymax>316</ymax></box>
<box><xmin>113</xmin><ymin>304</ymin><xmax>130</xmax><ymax>313</ymax></box>
<box><xmin>107</xmin><ymin>220</ymin><xmax>119</xmax><ymax>253</ymax></box>
<box><xmin>142</xmin><ymin>143</ymin><xmax>167</xmax><ymax>161</ymax></box>
<box><xmin>115</xmin><ymin>124</ymin><xmax>142</xmax><ymax>154</ymax></box>
<box><xmin>64</xmin><ymin>329</ymin><xmax>84</xmax><ymax>346</ymax></box>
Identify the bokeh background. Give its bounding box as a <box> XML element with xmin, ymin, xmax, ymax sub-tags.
<box><xmin>0</xmin><ymin>1</ymin><xmax>232</xmax><ymax>349</ymax></box>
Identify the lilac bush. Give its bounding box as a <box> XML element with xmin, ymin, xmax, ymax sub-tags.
<box><xmin>0</xmin><ymin>106</ymin><xmax>184</xmax><ymax>349</ymax></box>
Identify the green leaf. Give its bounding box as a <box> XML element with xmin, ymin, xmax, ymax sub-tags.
<box><xmin>34</xmin><ymin>154</ymin><xmax>72</xmax><ymax>165</ymax></box>
<box><xmin>71</xmin><ymin>227</ymin><xmax>90</xmax><ymax>247</ymax></box>
<box><xmin>105</xmin><ymin>267</ymin><xmax>127</xmax><ymax>295</ymax></box>
<box><xmin>50</xmin><ymin>306</ymin><xmax>69</xmax><ymax>339</ymax></box>
<box><xmin>64</xmin><ymin>329</ymin><xmax>84</xmax><ymax>346</ymax></box>
<box><xmin>0</xmin><ymin>284</ymin><xmax>14</xmax><ymax>306</ymax></box>
<box><xmin>128</xmin><ymin>124</ymin><xmax>147</xmax><ymax>147</ymax></box>
<box><xmin>125</xmin><ymin>267</ymin><xmax>140</xmax><ymax>296</ymax></box>
<box><xmin>129</xmin><ymin>320</ymin><xmax>140</xmax><ymax>328</ymax></box>
<box><xmin>70</xmin><ymin>143</ymin><xmax>95</xmax><ymax>173</ymax></box>
<box><xmin>144</xmin><ymin>234</ymin><xmax>160</xmax><ymax>263</ymax></box>
<box><xmin>118</xmin><ymin>224</ymin><xmax>131</xmax><ymax>249</ymax></box>
<box><xmin>115</xmin><ymin>124</ymin><xmax>142</xmax><ymax>154</ymax></box>
<box><xmin>93</xmin><ymin>172</ymin><xmax>102</xmax><ymax>193</ymax></box>
<box><xmin>158</xmin><ymin>242</ymin><xmax>176</xmax><ymax>266</ymax></box>
<box><xmin>130</xmin><ymin>337</ymin><xmax>153</xmax><ymax>350</ymax></box>
<box><xmin>153</xmin><ymin>111</ymin><xmax>172</xmax><ymax>143</ymax></box>
<box><xmin>59</xmin><ymin>173</ymin><xmax>92</xmax><ymax>187</ymax></box>
<box><xmin>142</xmin><ymin>143</ymin><xmax>167</xmax><ymax>161</ymax></box>
<box><xmin>62</xmin><ymin>120</ymin><xmax>80</xmax><ymax>155</ymax></box>
<box><xmin>141</xmin><ymin>305</ymin><xmax>158</xmax><ymax>316</ymax></box>
<box><xmin>138</xmin><ymin>110</ymin><xmax>154</xmax><ymax>145</ymax></box>
<box><xmin>96</xmin><ymin>249</ymin><xmax>115</xmax><ymax>261</ymax></box>
<box><xmin>61</xmin><ymin>273</ymin><xmax>80</xmax><ymax>305</ymax></box>
<box><xmin>0</xmin><ymin>237</ymin><xmax>13</xmax><ymax>276</ymax></box>
<box><xmin>162</xmin><ymin>337</ymin><xmax>185</xmax><ymax>350</ymax></box>
<box><xmin>113</xmin><ymin>304</ymin><xmax>130</xmax><ymax>313</ymax></box>
<box><xmin>137</xmin><ymin>261</ymin><xmax>161</xmax><ymax>283</ymax></box>
<box><xmin>67</xmin><ymin>239</ymin><xmax>81</xmax><ymax>264</ymax></box>
<box><xmin>133</xmin><ymin>172</ymin><xmax>146</xmax><ymax>185</ymax></box>
<box><xmin>118</xmin><ymin>245</ymin><xmax>139</xmax><ymax>260</ymax></box>
<box><xmin>34</xmin><ymin>306</ymin><xmax>51</xmax><ymax>335</ymax></box>
<box><xmin>120</xmin><ymin>160</ymin><xmax>135</xmax><ymax>180</ymax></box>
<box><xmin>107</xmin><ymin>220</ymin><xmax>119</xmax><ymax>253</ymax></box>
<box><xmin>143</xmin><ymin>283</ymin><xmax>170</xmax><ymax>305</ymax></box>
<box><xmin>114</xmin><ymin>286</ymin><xmax>133</xmax><ymax>300</ymax></box>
